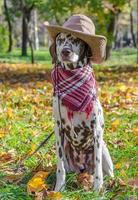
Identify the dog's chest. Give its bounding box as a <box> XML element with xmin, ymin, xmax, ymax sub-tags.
<box><xmin>53</xmin><ymin>96</ymin><xmax>95</xmax><ymax>173</ymax></box>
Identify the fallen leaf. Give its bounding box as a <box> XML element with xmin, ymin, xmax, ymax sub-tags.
<box><xmin>111</xmin><ymin>119</ymin><xmax>120</xmax><ymax>131</ymax></box>
<box><xmin>133</xmin><ymin>128</ymin><xmax>138</xmax><ymax>136</ymax></box>
<box><xmin>35</xmin><ymin>191</ymin><xmax>46</xmax><ymax>200</ymax></box>
<box><xmin>108</xmin><ymin>179</ymin><xmax>116</xmax><ymax>188</ymax></box>
<box><xmin>47</xmin><ymin>191</ymin><xmax>63</xmax><ymax>200</ymax></box>
<box><xmin>118</xmin><ymin>177</ymin><xmax>126</xmax><ymax>186</ymax></box>
<box><xmin>27</xmin><ymin>171</ymin><xmax>49</xmax><ymax>195</ymax></box>
<box><xmin>114</xmin><ymin>139</ymin><xmax>124</xmax><ymax>148</ymax></box>
<box><xmin>5</xmin><ymin>170</ymin><xmax>23</xmax><ymax>183</ymax></box>
<box><xmin>7</xmin><ymin>107</ymin><xmax>13</xmax><ymax>118</ymax></box>
<box><xmin>0</xmin><ymin>129</ymin><xmax>5</xmax><ymax>138</ymax></box>
<box><xmin>124</xmin><ymin>163</ymin><xmax>130</xmax><ymax>169</ymax></box>
<box><xmin>128</xmin><ymin>178</ymin><xmax>138</xmax><ymax>188</ymax></box>
<box><xmin>28</xmin><ymin>144</ymin><xmax>36</xmax><ymax>155</ymax></box>
<box><xmin>116</xmin><ymin>83</ymin><xmax>127</xmax><ymax>92</ymax></box>
<box><xmin>115</xmin><ymin>163</ymin><xmax>122</xmax><ymax>169</ymax></box>
<box><xmin>76</xmin><ymin>172</ymin><xmax>93</xmax><ymax>191</ymax></box>
<box><xmin>0</xmin><ymin>150</ymin><xmax>16</xmax><ymax>164</ymax></box>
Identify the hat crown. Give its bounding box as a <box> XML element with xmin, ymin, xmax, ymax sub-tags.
<box><xmin>45</xmin><ymin>14</ymin><xmax>107</xmax><ymax>64</ymax></box>
<box><xmin>63</xmin><ymin>14</ymin><xmax>95</xmax><ymax>35</ymax></box>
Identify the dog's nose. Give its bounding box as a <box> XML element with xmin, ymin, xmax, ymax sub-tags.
<box><xmin>61</xmin><ymin>48</ymin><xmax>71</xmax><ymax>57</ymax></box>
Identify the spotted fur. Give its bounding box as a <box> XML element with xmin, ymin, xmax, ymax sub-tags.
<box><xmin>52</xmin><ymin>33</ymin><xmax>114</xmax><ymax>192</ymax></box>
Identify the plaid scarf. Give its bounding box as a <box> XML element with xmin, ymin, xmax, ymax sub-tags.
<box><xmin>51</xmin><ymin>64</ymin><xmax>97</xmax><ymax>116</ymax></box>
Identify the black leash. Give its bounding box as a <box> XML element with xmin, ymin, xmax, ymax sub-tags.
<box><xmin>14</xmin><ymin>64</ymin><xmax>62</xmax><ymax>172</ymax></box>
<box><xmin>15</xmin><ymin>131</ymin><xmax>54</xmax><ymax>171</ymax></box>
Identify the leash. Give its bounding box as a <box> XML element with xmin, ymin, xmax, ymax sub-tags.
<box><xmin>14</xmin><ymin>64</ymin><xmax>64</xmax><ymax>172</ymax></box>
<box><xmin>14</xmin><ymin>64</ymin><xmax>63</xmax><ymax>172</ymax></box>
<box><xmin>14</xmin><ymin>131</ymin><xmax>54</xmax><ymax>172</ymax></box>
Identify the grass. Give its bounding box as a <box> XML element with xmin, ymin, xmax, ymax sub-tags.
<box><xmin>0</xmin><ymin>48</ymin><xmax>138</xmax><ymax>199</ymax></box>
<box><xmin>104</xmin><ymin>48</ymin><xmax>137</xmax><ymax>66</ymax></box>
<box><xmin>0</xmin><ymin>48</ymin><xmax>51</xmax><ymax>66</ymax></box>
<box><xmin>0</xmin><ymin>47</ymin><xmax>137</xmax><ymax>66</ymax></box>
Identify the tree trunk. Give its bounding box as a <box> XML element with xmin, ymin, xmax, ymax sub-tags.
<box><xmin>130</xmin><ymin>8</ymin><xmax>136</xmax><ymax>47</ymax></box>
<box><xmin>22</xmin><ymin>14</ymin><xmax>28</xmax><ymax>56</ymax></box>
<box><xmin>105</xmin><ymin>13</ymin><xmax>116</xmax><ymax>60</ymax></box>
<box><xmin>4</xmin><ymin>0</ymin><xmax>13</xmax><ymax>52</ymax></box>
<box><xmin>28</xmin><ymin>38</ymin><xmax>34</xmax><ymax>64</ymax></box>
<box><xmin>33</xmin><ymin>9</ymin><xmax>39</xmax><ymax>50</ymax></box>
<box><xmin>113</xmin><ymin>12</ymin><xmax>120</xmax><ymax>50</ymax></box>
<box><xmin>106</xmin><ymin>45</ymin><xmax>112</xmax><ymax>59</ymax></box>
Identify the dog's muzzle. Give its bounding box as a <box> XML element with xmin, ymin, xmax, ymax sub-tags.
<box><xmin>61</xmin><ymin>48</ymin><xmax>72</xmax><ymax>60</ymax></box>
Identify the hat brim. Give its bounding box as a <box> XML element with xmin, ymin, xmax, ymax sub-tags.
<box><xmin>45</xmin><ymin>24</ymin><xmax>107</xmax><ymax>64</ymax></box>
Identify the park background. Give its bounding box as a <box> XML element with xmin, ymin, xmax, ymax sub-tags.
<box><xmin>0</xmin><ymin>0</ymin><xmax>137</xmax><ymax>200</ymax></box>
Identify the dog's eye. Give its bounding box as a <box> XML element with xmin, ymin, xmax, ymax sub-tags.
<box><xmin>70</xmin><ymin>38</ymin><xmax>80</xmax><ymax>46</ymax></box>
<box><xmin>56</xmin><ymin>33</ymin><xmax>66</xmax><ymax>44</ymax></box>
<box><xmin>57</xmin><ymin>38</ymin><xmax>65</xmax><ymax>45</ymax></box>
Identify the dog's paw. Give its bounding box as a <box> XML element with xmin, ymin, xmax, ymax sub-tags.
<box><xmin>54</xmin><ymin>183</ymin><xmax>65</xmax><ymax>192</ymax></box>
<box><xmin>93</xmin><ymin>178</ymin><xmax>103</xmax><ymax>192</ymax></box>
<box><xmin>109</xmin><ymin>171</ymin><xmax>114</xmax><ymax>178</ymax></box>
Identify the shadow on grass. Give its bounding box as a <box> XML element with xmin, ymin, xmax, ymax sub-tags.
<box><xmin>0</xmin><ymin>69</ymin><xmax>52</xmax><ymax>84</ymax></box>
<box><xmin>0</xmin><ymin>64</ymin><xmax>137</xmax><ymax>85</ymax></box>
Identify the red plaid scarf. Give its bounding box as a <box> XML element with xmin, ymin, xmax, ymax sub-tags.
<box><xmin>51</xmin><ymin>64</ymin><xmax>97</xmax><ymax>116</ymax></box>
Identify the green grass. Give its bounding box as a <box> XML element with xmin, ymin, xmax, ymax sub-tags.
<box><xmin>103</xmin><ymin>47</ymin><xmax>137</xmax><ymax>66</ymax></box>
<box><xmin>0</xmin><ymin>48</ymin><xmax>52</xmax><ymax>66</ymax></box>
<box><xmin>0</xmin><ymin>47</ymin><xmax>137</xmax><ymax>66</ymax></box>
<box><xmin>0</xmin><ymin>49</ymin><xmax>137</xmax><ymax>199</ymax></box>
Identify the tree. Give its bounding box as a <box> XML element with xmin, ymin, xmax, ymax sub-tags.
<box><xmin>41</xmin><ymin>0</ymin><xmax>128</xmax><ymax>59</ymax></box>
<box><xmin>3</xmin><ymin>0</ymin><xmax>13</xmax><ymax>52</ymax></box>
<box><xmin>20</xmin><ymin>0</ymin><xmax>35</xmax><ymax>56</ymax></box>
<box><xmin>10</xmin><ymin>0</ymin><xmax>46</xmax><ymax>63</ymax></box>
<box><xmin>40</xmin><ymin>0</ymin><xmax>84</xmax><ymax>24</ymax></box>
<box><xmin>129</xmin><ymin>0</ymin><xmax>136</xmax><ymax>47</ymax></box>
<box><xmin>84</xmin><ymin>0</ymin><xmax>127</xmax><ymax>59</ymax></box>
<box><xmin>33</xmin><ymin>9</ymin><xmax>39</xmax><ymax>50</ymax></box>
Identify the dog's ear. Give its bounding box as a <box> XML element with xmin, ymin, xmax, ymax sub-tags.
<box><xmin>47</xmin><ymin>35</ymin><xmax>57</xmax><ymax>64</ymax></box>
<box><xmin>49</xmin><ymin>42</ymin><xmax>57</xmax><ymax>64</ymax></box>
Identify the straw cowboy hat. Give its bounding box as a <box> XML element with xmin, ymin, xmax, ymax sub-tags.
<box><xmin>45</xmin><ymin>14</ymin><xmax>107</xmax><ymax>64</ymax></box>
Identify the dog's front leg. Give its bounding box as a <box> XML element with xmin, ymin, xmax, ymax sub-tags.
<box><xmin>102</xmin><ymin>141</ymin><xmax>114</xmax><ymax>177</ymax></box>
<box><xmin>54</xmin><ymin>123</ymin><xmax>66</xmax><ymax>191</ymax></box>
<box><xmin>93</xmin><ymin>101</ymin><xmax>103</xmax><ymax>191</ymax></box>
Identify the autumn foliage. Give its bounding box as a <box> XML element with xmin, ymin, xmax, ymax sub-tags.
<box><xmin>0</xmin><ymin>63</ymin><xmax>137</xmax><ymax>199</ymax></box>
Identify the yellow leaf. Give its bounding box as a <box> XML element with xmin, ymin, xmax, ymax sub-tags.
<box><xmin>7</xmin><ymin>108</ymin><xmax>13</xmax><ymax>118</ymax></box>
<box><xmin>28</xmin><ymin>144</ymin><xmax>36</xmax><ymax>155</ymax></box>
<box><xmin>47</xmin><ymin>191</ymin><xmax>63</xmax><ymax>200</ymax></box>
<box><xmin>111</xmin><ymin>119</ymin><xmax>120</xmax><ymax>131</ymax></box>
<box><xmin>133</xmin><ymin>128</ymin><xmax>138</xmax><ymax>136</ymax></box>
<box><xmin>0</xmin><ymin>130</ymin><xmax>5</xmax><ymax>138</ymax></box>
<box><xmin>34</xmin><ymin>171</ymin><xmax>49</xmax><ymax>179</ymax></box>
<box><xmin>115</xmin><ymin>163</ymin><xmax>122</xmax><ymax>169</ymax></box>
<box><xmin>27</xmin><ymin>171</ymin><xmax>49</xmax><ymax>194</ymax></box>
<box><xmin>28</xmin><ymin>177</ymin><xmax>45</xmax><ymax>188</ymax></box>
<box><xmin>116</xmin><ymin>83</ymin><xmax>127</xmax><ymax>92</ymax></box>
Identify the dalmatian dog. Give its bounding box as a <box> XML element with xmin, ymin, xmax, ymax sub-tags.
<box><xmin>52</xmin><ymin>33</ymin><xmax>114</xmax><ymax>191</ymax></box>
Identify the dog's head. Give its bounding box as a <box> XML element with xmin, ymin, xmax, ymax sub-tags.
<box><xmin>51</xmin><ymin>33</ymin><xmax>92</xmax><ymax>69</ymax></box>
